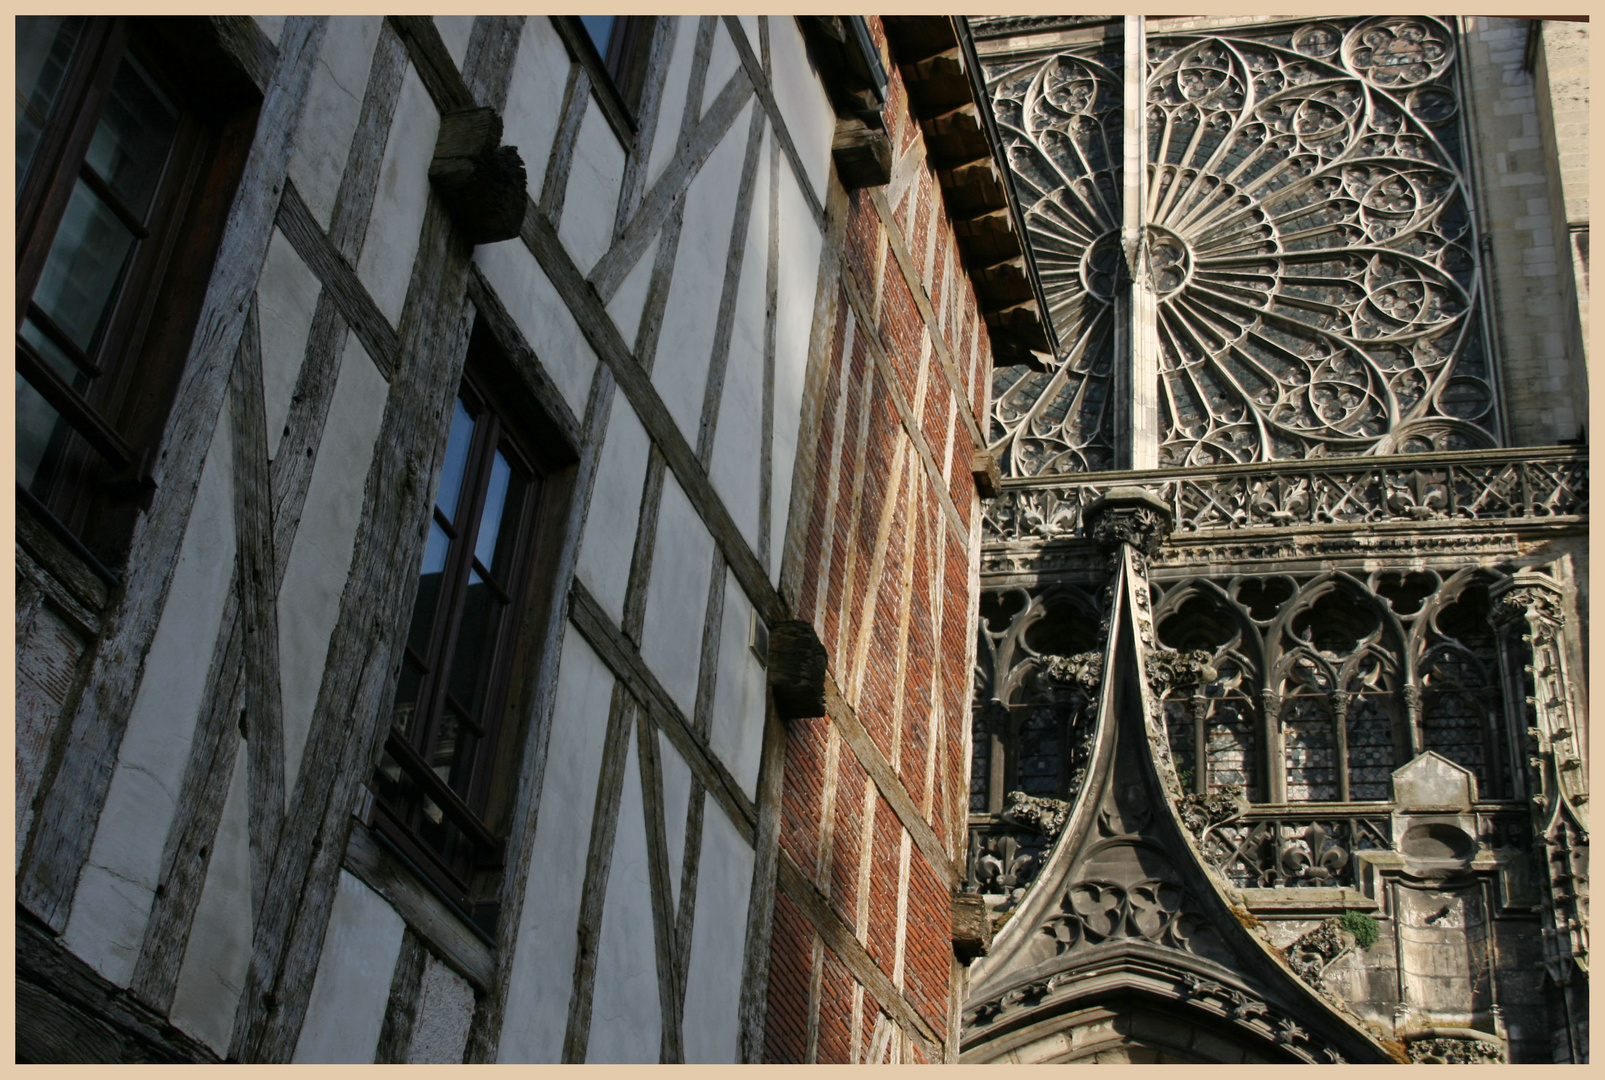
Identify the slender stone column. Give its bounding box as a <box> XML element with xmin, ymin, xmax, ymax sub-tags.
<box><xmin>1117</xmin><ymin>15</ymin><xmax>1159</xmax><ymax>471</ymax></box>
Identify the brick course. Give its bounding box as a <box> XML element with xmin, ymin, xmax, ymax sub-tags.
<box><xmin>763</xmin><ymin>16</ymin><xmax>993</xmax><ymax>1062</ymax></box>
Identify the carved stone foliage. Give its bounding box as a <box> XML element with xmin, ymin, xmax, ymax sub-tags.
<box><xmin>1177</xmin><ymin>783</ymin><xmax>1248</xmax><ymax>837</ymax></box>
<box><xmin>969</xmin><ymin>587</ymin><xmax>1106</xmax><ymax>902</ymax></box>
<box><xmin>981</xmin><ymin>451</ymin><xmax>1587</xmax><ymax>543</ymax></box>
<box><xmin>1202</xmin><ymin>816</ymin><xmax>1391</xmax><ymax>890</ymax></box>
<box><xmin>981</xmin><ymin>17</ymin><xmax>1497</xmax><ymax>475</ymax></box>
<box><xmin>967</xmin><ymin>825</ymin><xmax>1052</xmax><ymax>904</ymax></box>
<box><xmin>1001</xmin><ymin>791</ymin><xmax>1074</xmax><ymax>837</ymax></box>
<box><xmin>1283</xmin><ymin>918</ymin><xmax>1355</xmax><ymax>988</ymax></box>
<box><xmin>1405</xmin><ymin>1035</ymin><xmax>1505</xmax><ymax>1064</ymax></box>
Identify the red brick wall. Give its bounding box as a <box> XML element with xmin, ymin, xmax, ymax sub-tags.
<box><xmin>764</xmin><ymin>16</ymin><xmax>992</xmax><ymax>1062</ymax></box>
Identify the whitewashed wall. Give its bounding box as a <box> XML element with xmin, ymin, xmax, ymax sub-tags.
<box><xmin>43</xmin><ymin>14</ymin><xmax>839</xmax><ymax>1063</ymax></box>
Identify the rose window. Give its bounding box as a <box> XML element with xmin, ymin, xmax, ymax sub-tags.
<box><xmin>982</xmin><ymin>17</ymin><xmax>1498</xmax><ymax>475</ymax></box>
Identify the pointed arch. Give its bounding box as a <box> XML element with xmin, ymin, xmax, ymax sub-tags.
<box><xmin>1155</xmin><ymin>578</ymin><xmax>1265</xmax><ymax>800</ymax></box>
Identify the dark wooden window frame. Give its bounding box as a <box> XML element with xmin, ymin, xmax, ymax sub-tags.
<box><xmin>550</xmin><ymin>15</ymin><xmax>656</xmax><ymax>151</ymax></box>
<box><xmin>368</xmin><ymin>320</ymin><xmax>579</xmax><ymax>937</ymax></box>
<box><xmin>15</xmin><ymin>16</ymin><xmax>260</xmax><ymax>579</ymax></box>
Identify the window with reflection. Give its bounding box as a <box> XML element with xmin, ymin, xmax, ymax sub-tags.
<box><xmin>16</xmin><ymin>16</ymin><xmax>253</xmax><ymax>572</ymax></box>
<box><xmin>371</xmin><ymin>361</ymin><xmax>548</xmax><ymax>929</ymax></box>
<box><xmin>559</xmin><ymin>15</ymin><xmax>653</xmax><ymax>121</ymax></box>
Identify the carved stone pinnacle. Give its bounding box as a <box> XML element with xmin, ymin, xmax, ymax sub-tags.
<box><xmin>1082</xmin><ymin>487</ymin><xmax>1174</xmax><ymax>557</ymax></box>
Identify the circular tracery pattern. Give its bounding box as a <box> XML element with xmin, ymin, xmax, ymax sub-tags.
<box><xmin>983</xmin><ymin>17</ymin><xmax>1498</xmax><ymax>475</ymax></box>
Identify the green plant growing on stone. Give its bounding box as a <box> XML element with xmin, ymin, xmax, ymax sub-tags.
<box><xmin>1338</xmin><ymin>910</ymin><xmax>1380</xmax><ymax>949</ymax></box>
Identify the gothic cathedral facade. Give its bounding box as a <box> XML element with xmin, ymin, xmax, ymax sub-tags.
<box><xmin>958</xmin><ymin>15</ymin><xmax>1589</xmax><ymax>1065</ymax></box>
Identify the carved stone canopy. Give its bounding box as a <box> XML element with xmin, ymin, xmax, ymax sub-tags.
<box><xmin>1082</xmin><ymin>487</ymin><xmax>1174</xmax><ymax>557</ymax></box>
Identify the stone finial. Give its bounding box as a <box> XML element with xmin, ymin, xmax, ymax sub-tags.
<box><xmin>1082</xmin><ymin>487</ymin><xmax>1173</xmax><ymax>557</ymax></box>
<box><xmin>1487</xmin><ymin>576</ymin><xmax>1565</xmax><ymax>629</ymax></box>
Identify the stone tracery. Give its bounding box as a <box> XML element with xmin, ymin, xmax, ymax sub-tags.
<box><xmin>982</xmin><ymin>17</ymin><xmax>1498</xmax><ymax>475</ymax></box>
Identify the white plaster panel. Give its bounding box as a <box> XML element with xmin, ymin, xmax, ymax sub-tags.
<box><xmin>433</xmin><ymin>16</ymin><xmax>475</xmax><ymax>69</ymax></box>
<box><xmin>607</xmin><ymin>234</ymin><xmax>658</xmax><ymax>351</ymax></box>
<box><xmin>681</xmin><ymin>803</ymin><xmax>754</xmax><ymax>1063</ymax></box>
<box><xmin>702</xmin><ymin>19</ymin><xmax>742</xmax><ymax>119</ymax></box>
<box><xmin>168</xmin><ymin>745</ymin><xmax>252</xmax><ymax>1055</ymax></box>
<box><xmin>357</xmin><ymin>65</ymin><xmax>440</xmax><ymax>328</ymax></box>
<box><xmin>710</xmin><ymin>569</ymin><xmax>767</xmax><ymax>799</ymax></box>
<box><xmin>499</xmin><ymin>632</ymin><xmax>616</xmax><ymax>1062</ymax></box>
<box><xmin>658</xmin><ymin>731</ymin><xmax>693</xmax><ymax>908</ymax></box>
<box><xmin>559</xmin><ymin>102</ymin><xmax>627</xmax><ymax>275</ymax></box>
<box><xmin>575</xmin><ymin>400</ymin><xmax>649</xmax><ymax>625</ymax></box>
<box><xmin>254</xmin><ymin>15</ymin><xmax>285</xmax><ymax>45</ymax></box>
<box><xmin>291</xmin><ymin>871</ymin><xmax>405</xmax><ymax>1063</ymax></box>
<box><xmin>737</xmin><ymin>16</ymin><xmax>760</xmax><ymax>51</ymax></box>
<box><xmin>640</xmin><ymin>471</ymin><xmax>715</xmax><ymax>718</ymax></box>
<box><xmin>652</xmin><ymin>101</ymin><xmax>753</xmax><ymax>443</ymax></box>
<box><xmin>502</xmin><ymin>16</ymin><xmax>573</xmax><ymax>194</ymax></box>
<box><xmin>586</xmin><ymin>730</ymin><xmax>661</xmax><ymax>1062</ymax></box>
<box><xmin>405</xmin><ymin>953</ymin><xmax>476</xmax><ymax>1063</ymax></box>
<box><xmin>62</xmin><ymin>411</ymin><xmax>236</xmax><ymax>986</ymax></box>
<box><xmin>278</xmin><ymin>334</ymin><xmax>389</xmax><ymax>797</ymax></box>
<box><xmin>769</xmin><ymin>163</ymin><xmax>824</xmax><ymax>584</ymax></box>
<box><xmin>287</xmin><ymin>17</ymin><xmax>381</xmax><ymax>230</ymax></box>
<box><xmin>472</xmin><ymin>240</ymin><xmax>598</xmax><ymax>419</ymax></box>
<box><xmin>767</xmin><ymin>15</ymin><xmax>835</xmax><ymax>204</ymax></box>
<box><xmin>645</xmin><ymin>17</ymin><xmax>699</xmax><ymax>190</ymax></box>
<box><xmin>709</xmin><ymin>127</ymin><xmax>771</xmax><ymax>555</ymax></box>
<box><xmin>256</xmin><ymin>227</ymin><xmax>322</xmax><ymax>459</ymax></box>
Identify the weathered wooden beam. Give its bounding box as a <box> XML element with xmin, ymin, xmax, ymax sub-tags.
<box><xmin>18</xmin><ymin>911</ymin><xmax>221</xmax><ymax>1063</ymax></box>
<box><xmin>880</xmin><ymin>15</ymin><xmax>960</xmax><ymax>65</ymax></box>
<box><xmin>936</xmin><ymin>157</ymin><xmax>1007</xmax><ymax>216</ymax></box>
<box><xmin>831</xmin><ymin>116</ymin><xmax>892</xmax><ymax>190</ymax></box>
<box><xmin>428</xmin><ymin>106</ymin><xmax>528</xmax><ymax>244</ymax></box>
<box><xmin>919</xmin><ymin>101</ymin><xmax>989</xmax><ymax>168</ymax></box>
<box><xmin>796</xmin><ymin>15</ymin><xmax>886</xmax><ymax>123</ymax></box>
<box><xmin>984</xmin><ymin>298</ymin><xmax>1052</xmax><ymax>353</ymax></box>
<box><xmin>17</xmin><ymin>15</ymin><xmax>328</xmax><ymax>935</ymax></box>
<box><xmin>971</xmin><ymin>255</ymin><xmax>1033</xmax><ymax>307</ymax></box>
<box><xmin>952</xmin><ymin>210</ymin><xmax>1022</xmax><ymax>269</ymax></box>
<box><xmin>902</xmin><ymin>48</ymin><xmax>972</xmax><ymax>118</ymax></box>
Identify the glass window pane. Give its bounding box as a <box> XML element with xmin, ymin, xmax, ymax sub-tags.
<box><xmin>373</xmin><ymin>746</ymin><xmax>405</xmax><ymax>805</ymax></box>
<box><xmin>20</xmin><ymin>316</ymin><xmax>92</xmax><ymax>391</ymax></box>
<box><xmin>84</xmin><ymin>53</ymin><xmax>178</xmax><ymax>220</ymax></box>
<box><xmin>436</xmin><ymin>397</ymin><xmax>476</xmax><ymax>525</ymax></box>
<box><xmin>30</xmin><ymin>177</ymin><xmax>138</xmax><ymax>354</ymax></box>
<box><xmin>580</xmin><ymin>16</ymin><xmax>615</xmax><ymax>56</ymax></box>
<box><xmin>16</xmin><ymin>373</ymin><xmax>65</xmax><ymax>492</ymax></box>
<box><xmin>446</xmin><ymin>568</ymin><xmax>505</xmax><ymax>725</ymax></box>
<box><xmin>390</xmin><ymin>655</ymin><xmax>427</xmax><ymax>739</ymax></box>
<box><xmin>431</xmin><ymin>703</ymin><xmax>480</xmax><ymax>798</ymax></box>
<box><xmin>473</xmin><ymin>450</ymin><xmax>514</xmax><ymax>573</ymax></box>
<box><xmin>406</xmin><ymin>520</ymin><xmax>452</xmax><ymax>659</ymax></box>
<box><xmin>16</xmin><ymin>16</ymin><xmax>84</xmax><ymax>188</ymax></box>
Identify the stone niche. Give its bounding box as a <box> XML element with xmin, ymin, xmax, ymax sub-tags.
<box><xmin>1390</xmin><ymin>753</ymin><xmax>1479</xmax><ymax>878</ymax></box>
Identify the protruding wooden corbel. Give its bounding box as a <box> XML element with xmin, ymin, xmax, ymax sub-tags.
<box><xmin>952</xmin><ymin>893</ymin><xmax>993</xmax><ymax>962</ymax></box>
<box><xmin>971</xmin><ymin>449</ymin><xmax>1002</xmax><ymax>499</ymax></box>
<box><xmin>767</xmin><ymin>620</ymin><xmax>828</xmax><ymax>721</ymax></box>
<box><xmin>833</xmin><ymin>116</ymin><xmax>892</xmax><ymax>190</ymax></box>
<box><xmin>428</xmin><ymin>106</ymin><xmax>528</xmax><ymax>245</ymax></box>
